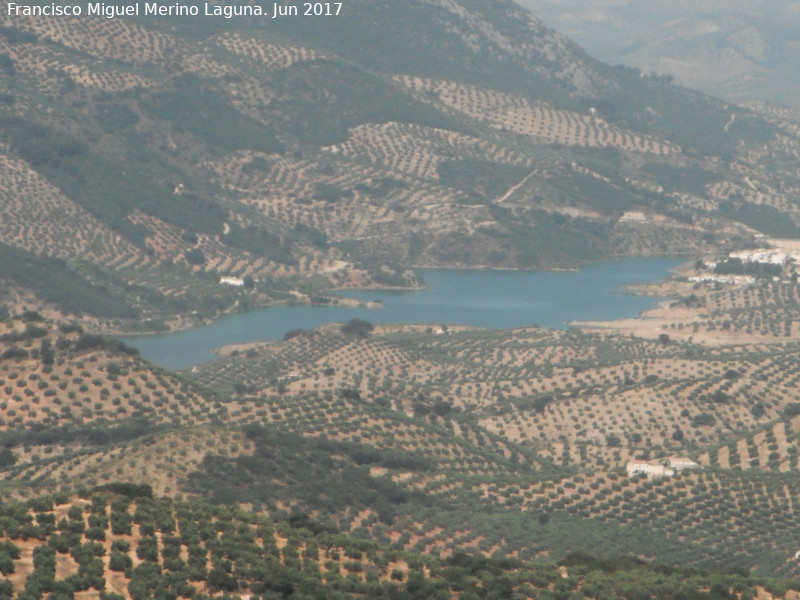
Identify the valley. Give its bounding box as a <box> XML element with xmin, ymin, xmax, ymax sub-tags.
<box><xmin>2</xmin><ymin>0</ymin><xmax>800</xmax><ymax>598</ymax></box>
<box><xmin>4</xmin><ymin>248</ymin><xmax>800</xmax><ymax>588</ymax></box>
<box><xmin>1</xmin><ymin>0</ymin><xmax>799</xmax><ymax>333</ymax></box>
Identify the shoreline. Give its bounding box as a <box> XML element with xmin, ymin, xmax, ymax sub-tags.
<box><xmin>116</xmin><ymin>256</ymin><xmax>687</xmax><ymax>371</ymax></box>
<box><xmin>103</xmin><ymin>292</ymin><xmax>389</xmax><ymax>338</ymax></box>
<box><xmin>102</xmin><ymin>255</ymin><xmax>692</xmax><ymax>338</ymax></box>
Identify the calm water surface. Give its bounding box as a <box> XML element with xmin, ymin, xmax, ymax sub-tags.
<box><xmin>122</xmin><ymin>257</ymin><xmax>682</xmax><ymax>369</ymax></box>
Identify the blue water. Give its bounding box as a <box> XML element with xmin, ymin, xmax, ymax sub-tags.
<box><xmin>121</xmin><ymin>258</ymin><xmax>682</xmax><ymax>369</ymax></box>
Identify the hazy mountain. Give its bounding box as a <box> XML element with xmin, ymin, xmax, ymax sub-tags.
<box><xmin>515</xmin><ymin>0</ymin><xmax>800</xmax><ymax>106</ymax></box>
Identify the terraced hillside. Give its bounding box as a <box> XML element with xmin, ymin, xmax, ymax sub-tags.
<box><xmin>167</xmin><ymin>303</ymin><xmax>800</xmax><ymax>577</ymax></box>
<box><xmin>0</xmin><ymin>0</ymin><xmax>799</xmax><ymax>329</ymax></box>
<box><xmin>0</xmin><ymin>489</ymin><xmax>796</xmax><ymax>600</ymax></box>
<box><xmin>6</xmin><ymin>0</ymin><xmax>800</xmax><ymax>588</ymax></box>
<box><xmin>7</xmin><ymin>305</ymin><xmax>800</xmax><ymax>577</ymax></box>
<box><xmin>190</xmin><ymin>322</ymin><xmax>800</xmax><ymax>470</ymax></box>
<box><xmin>395</xmin><ymin>76</ymin><xmax>680</xmax><ymax>156</ymax></box>
<box><xmin>0</xmin><ymin>314</ymin><xmax>222</xmax><ymax>432</ymax></box>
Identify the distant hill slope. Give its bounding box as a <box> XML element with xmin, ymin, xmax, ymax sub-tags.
<box><xmin>516</xmin><ymin>0</ymin><xmax>800</xmax><ymax>107</ymax></box>
<box><xmin>0</xmin><ymin>0</ymin><xmax>798</xmax><ymax>328</ymax></box>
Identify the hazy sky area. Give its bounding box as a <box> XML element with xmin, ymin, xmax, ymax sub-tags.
<box><xmin>515</xmin><ymin>0</ymin><xmax>800</xmax><ymax>106</ymax></box>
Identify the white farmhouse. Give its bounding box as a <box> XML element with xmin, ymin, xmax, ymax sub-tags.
<box><xmin>220</xmin><ymin>276</ymin><xmax>245</xmax><ymax>287</ymax></box>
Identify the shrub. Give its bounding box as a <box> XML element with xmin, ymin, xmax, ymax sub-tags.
<box><xmin>0</xmin><ymin>554</ymin><xmax>14</xmax><ymax>576</ymax></box>
<box><xmin>711</xmin><ymin>390</ymin><xmax>729</xmax><ymax>404</ymax></box>
<box><xmin>783</xmin><ymin>403</ymin><xmax>800</xmax><ymax>418</ymax></box>
<box><xmin>184</xmin><ymin>248</ymin><xmax>206</xmax><ymax>266</ymax></box>
<box><xmin>85</xmin><ymin>526</ymin><xmax>105</xmax><ymax>541</ymax></box>
<box><xmin>341</xmin><ymin>319</ymin><xmax>374</xmax><ymax>338</ymax></box>
<box><xmin>136</xmin><ymin>537</ymin><xmax>158</xmax><ymax>562</ymax></box>
<box><xmin>692</xmin><ymin>413</ymin><xmax>716</xmax><ymax>427</ymax></box>
<box><xmin>0</xmin><ymin>448</ymin><xmax>16</xmax><ymax>468</ymax></box>
<box><xmin>109</xmin><ymin>552</ymin><xmax>132</xmax><ymax>572</ymax></box>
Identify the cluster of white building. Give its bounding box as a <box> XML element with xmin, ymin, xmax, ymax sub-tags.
<box><xmin>728</xmin><ymin>249</ymin><xmax>798</xmax><ymax>266</ymax></box>
<box><xmin>690</xmin><ymin>246</ymin><xmax>800</xmax><ymax>287</ymax></box>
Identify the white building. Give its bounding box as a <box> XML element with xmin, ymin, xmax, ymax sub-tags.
<box><xmin>219</xmin><ymin>276</ymin><xmax>245</xmax><ymax>287</ymax></box>
<box><xmin>626</xmin><ymin>461</ymin><xmax>674</xmax><ymax>479</ymax></box>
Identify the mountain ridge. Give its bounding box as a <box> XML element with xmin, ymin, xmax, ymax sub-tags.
<box><xmin>516</xmin><ymin>0</ymin><xmax>800</xmax><ymax>107</ymax></box>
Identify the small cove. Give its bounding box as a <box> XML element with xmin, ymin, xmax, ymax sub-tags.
<box><xmin>121</xmin><ymin>257</ymin><xmax>683</xmax><ymax>369</ymax></box>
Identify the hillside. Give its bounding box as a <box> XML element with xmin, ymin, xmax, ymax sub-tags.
<box><xmin>6</xmin><ymin>1</ymin><xmax>800</xmax><ymax>592</ymax></box>
<box><xmin>517</xmin><ymin>0</ymin><xmax>800</xmax><ymax>107</ymax></box>
<box><xmin>0</xmin><ymin>0</ymin><xmax>798</xmax><ymax>329</ymax></box>
<box><xmin>7</xmin><ymin>307</ymin><xmax>800</xmax><ymax>579</ymax></box>
<box><xmin>1</xmin><ymin>488</ymin><xmax>797</xmax><ymax>600</ymax></box>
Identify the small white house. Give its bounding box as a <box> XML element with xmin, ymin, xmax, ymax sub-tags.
<box><xmin>220</xmin><ymin>276</ymin><xmax>245</xmax><ymax>287</ymax></box>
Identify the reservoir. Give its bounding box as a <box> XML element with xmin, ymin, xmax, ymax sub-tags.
<box><xmin>122</xmin><ymin>257</ymin><xmax>682</xmax><ymax>369</ymax></box>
